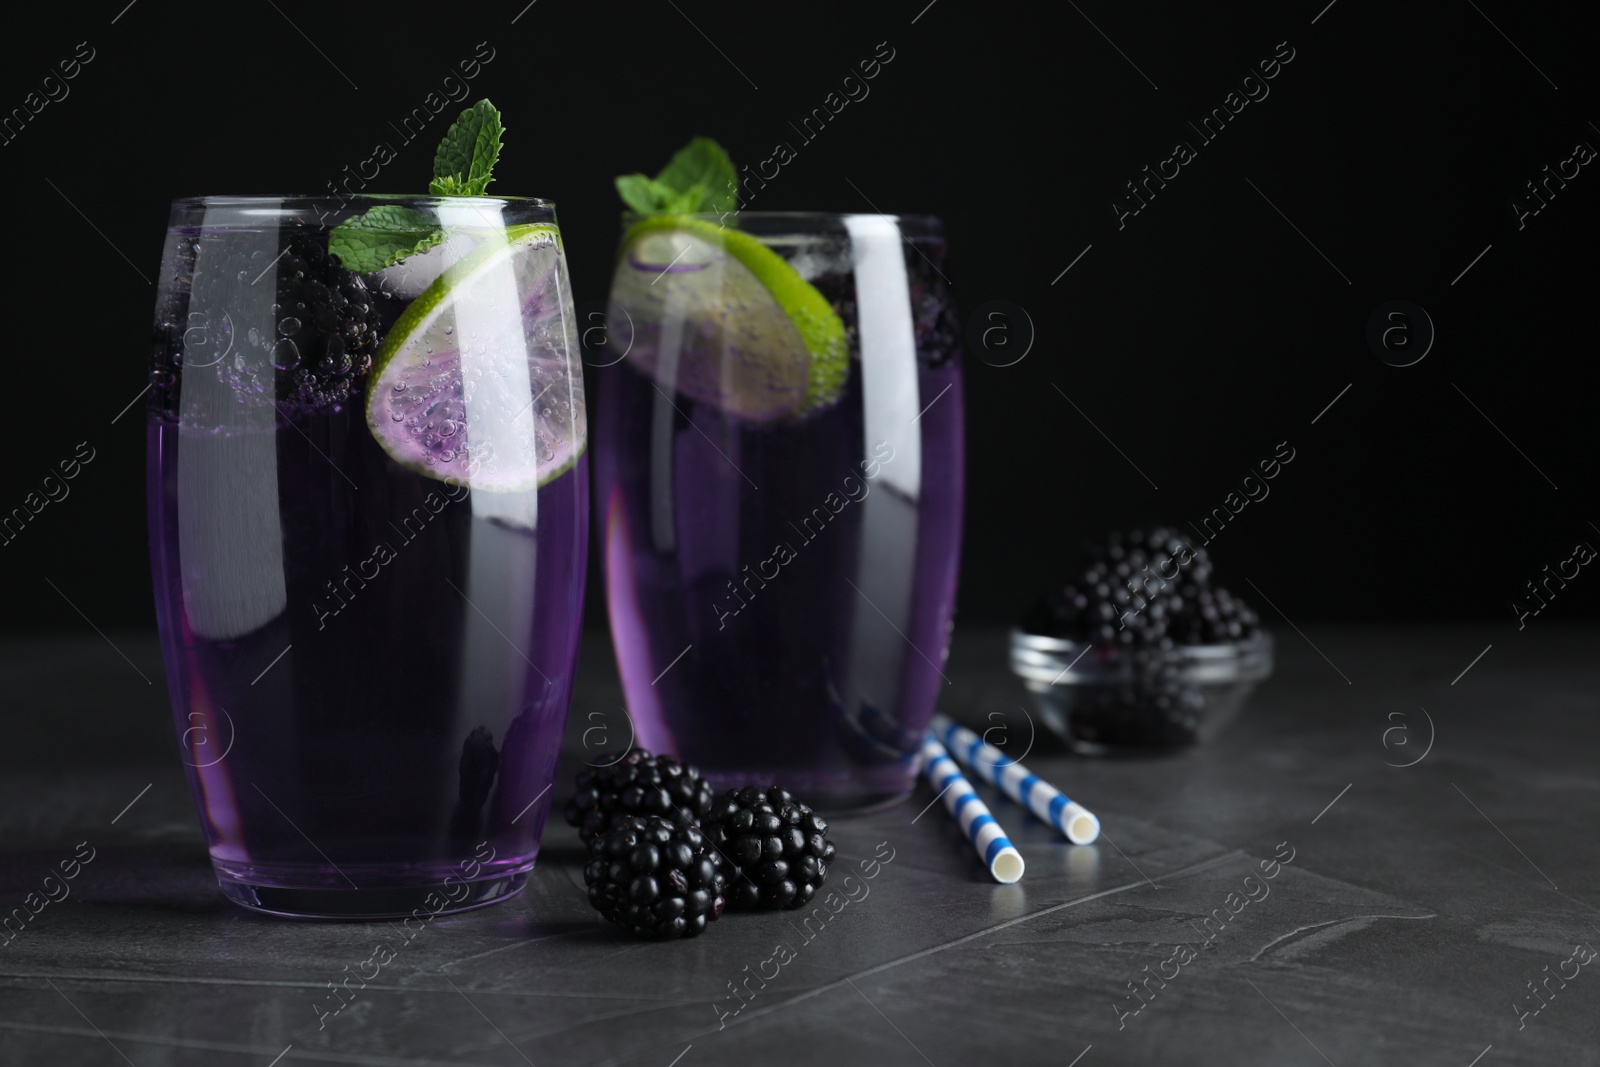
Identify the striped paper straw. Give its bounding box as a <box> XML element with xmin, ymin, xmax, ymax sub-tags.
<box><xmin>931</xmin><ymin>714</ymin><xmax>1101</xmax><ymax>845</ymax></box>
<box><xmin>921</xmin><ymin>737</ymin><xmax>1025</xmax><ymax>884</ymax></box>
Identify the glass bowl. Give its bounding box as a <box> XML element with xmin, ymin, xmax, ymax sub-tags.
<box><xmin>1009</xmin><ymin>629</ymin><xmax>1274</xmax><ymax>755</ymax></box>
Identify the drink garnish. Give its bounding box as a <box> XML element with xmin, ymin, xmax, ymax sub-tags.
<box><xmin>321</xmin><ymin>99</ymin><xmax>583</xmax><ymax>491</ymax></box>
<box><xmin>615</xmin><ymin>136</ymin><xmax>738</xmax><ymax>215</ymax></box>
<box><xmin>328</xmin><ymin>99</ymin><xmax>505</xmax><ymax>272</ymax></box>
<box><xmin>365</xmin><ymin>222</ymin><xmax>584</xmax><ymax>492</ymax></box>
<box><xmin>613</xmin><ymin>137</ymin><xmax>849</xmax><ymax>420</ymax></box>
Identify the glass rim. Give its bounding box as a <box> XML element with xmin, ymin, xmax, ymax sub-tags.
<box><xmin>170</xmin><ymin>193</ymin><xmax>555</xmax><ymax>209</ymax></box>
<box><xmin>619</xmin><ymin>209</ymin><xmax>942</xmax><ymax>231</ymax></box>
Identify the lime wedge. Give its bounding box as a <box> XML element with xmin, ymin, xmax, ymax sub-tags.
<box><xmin>366</xmin><ymin>223</ymin><xmax>586</xmax><ymax>491</ymax></box>
<box><xmin>610</xmin><ymin>215</ymin><xmax>848</xmax><ymax>422</ymax></box>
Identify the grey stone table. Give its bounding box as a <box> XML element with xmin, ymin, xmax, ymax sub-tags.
<box><xmin>1</xmin><ymin>625</ymin><xmax>1596</xmax><ymax>1067</ymax></box>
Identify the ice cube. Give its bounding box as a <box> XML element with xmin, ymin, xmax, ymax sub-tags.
<box><xmin>369</xmin><ymin>232</ymin><xmax>478</xmax><ymax>299</ymax></box>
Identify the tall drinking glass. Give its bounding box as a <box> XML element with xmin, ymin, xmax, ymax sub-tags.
<box><xmin>148</xmin><ymin>196</ymin><xmax>587</xmax><ymax>917</ymax></box>
<box><xmin>595</xmin><ymin>212</ymin><xmax>963</xmax><ymax>810</ymax></box>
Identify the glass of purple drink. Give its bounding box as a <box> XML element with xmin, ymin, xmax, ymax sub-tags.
<box><xmin>148</xmin><ymin>195</ymin><xmax>587</xmax><ymax>917</ymax></box>
<box><xmin>595</xmin><ymin>212</ymin><xmax>963</xmax><ymax>811</ymax></box>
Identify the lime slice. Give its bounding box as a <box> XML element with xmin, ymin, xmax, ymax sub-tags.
<box><xmin>366</xmin><ymin>223</ymin><xmax>586</xmax><ymax>491</ymax></box>
<box><xmin>610</xmin><ymin>215</ymin><xmax>848</xmax><ymax>422</ymax></box>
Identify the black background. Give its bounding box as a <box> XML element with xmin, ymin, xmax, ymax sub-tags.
<box><xmin>3</xmin><ymin>0</ymin><xmax>1595</xmax><ymax>637</ymax></box>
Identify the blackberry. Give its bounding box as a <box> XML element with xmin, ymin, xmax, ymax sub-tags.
<box><xmin>449</xmin><ymin>725</ymin><xmax>499</xmax><ymax>840</ymax></box>
<box><xmin>583</xmin><ymin>815</ymin><xmax>728</xmax><ymax>939</ymax></box>
<box><xmin>1087</xmin><ymin>527</ymin><xmax>1212</xmax><ymax>591</ymax></box>
<box><xmin>906</xmin><ymin>245</ymin><xmax>960</xmax><ymax>368</ymax></box>
<box><xmin>702</xmin><ymin>786</ymin><xmax>836</xmax><ymax>910</ymax></box>
<box><xmin>806</xmin><ymin>268</ymin><xmax>859</xmax><ymax>370</ymax></box>
<box><xmin>1072</xmin><ymin>655</ymin><xmax>1208</xmax><ymax>747</ymax></box>
<box><xmin>1030</xmin><ymin>527</ymin><xmax>1208</xmax><ymax>646</ymax></box>
<box><xmin>564</xmin><ymin>750</ymin><xmax>716</xmax><ymax>845</ymax></box>
<box><xmin>456</xmin><ymin>725</ymin><xmax>499</xmax><ymax>809</ymax></box>
<box><xmin>272</xmin><ymin>232</ymin><xmax>381</xmax><ymax>411</ymax></box>
<box><xmin>1171</xmin><ymin>586</ymin><xmax>1262</xmax><ymax>645</ymax></box>
<box><xmin>150</xmin><ymin>229</ymin><xmax>381</xmax><ymax>420</ymax></box>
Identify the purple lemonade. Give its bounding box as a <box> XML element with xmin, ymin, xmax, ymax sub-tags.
<box><xmin>596</xmin><ymin>213</ymin><xmax>964</xmax><ymax>810</ymax></box>
<box><xmin>148</xmin><ymin>192</ymin><xmax>587</xmax><ymax>917</ymax></box>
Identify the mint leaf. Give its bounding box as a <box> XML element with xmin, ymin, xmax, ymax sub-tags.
<box><xmin>616</xmin><ymin>174</ymin><xmax>669</xmax><ymax>213</ymax></box>
<box><xmin>328</xmin><ymin>206</ymin><xmax>444</xmax><ymax>273</ymax></box>
<box><xmin>431</xmin><ymin>99</ymin><xmax>503</xmax><ymax>196</ymax></box>
<box><xmin>615</xmin><ymin>175</ymin><xmax>711</xmax><ymax>214</ymax></box>
<box><xmin>654</xmin><ymin>137</ymin><xmax>736</xmax><ymax>213</ymax></box>
<box><xmin>616</xmin><ymin>137</ymin><xmax>737</xmax><ymax>215</ymax></box>
<box><xmin>664</xmin><ymin>182</ymin><xmax>710</xmax><ymax>213</ymax></box>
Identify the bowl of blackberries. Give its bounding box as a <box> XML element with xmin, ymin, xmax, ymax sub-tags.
<box><xmin>1013</xmin><ymin>527</ymin><xmax>1273</xmax><ymax>754</ymax></box>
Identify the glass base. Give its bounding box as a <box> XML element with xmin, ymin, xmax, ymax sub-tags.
<box><xmin>214</xmin><ymin>864</ymin><xmax>529</xmax><ymax>920</ymax></box>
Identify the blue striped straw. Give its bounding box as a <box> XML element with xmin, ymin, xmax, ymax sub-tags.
<box><xmin>921</xmin><ymin>737</ymin><xmax>1025</xmax><ymax>884</ymax></box>
<box><xmin>931</xmin><ymin>714</ymin><xmax>1101</xmax><ymax>845</ymax></box>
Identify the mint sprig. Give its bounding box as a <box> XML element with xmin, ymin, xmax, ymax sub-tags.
<box><xmin>429</xmin><ymin>99</ymin><xmax>503</xmax><ymax>196</ymax></box>
<box><xmin>615</xmin><ymin>137</ymin><xmax>736</xmax><ymax>215</ymax></box>
<box><xmin>329</xmin><ymin>99</ymin><xmax>505</xmax><ymax>271</ymax></box>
